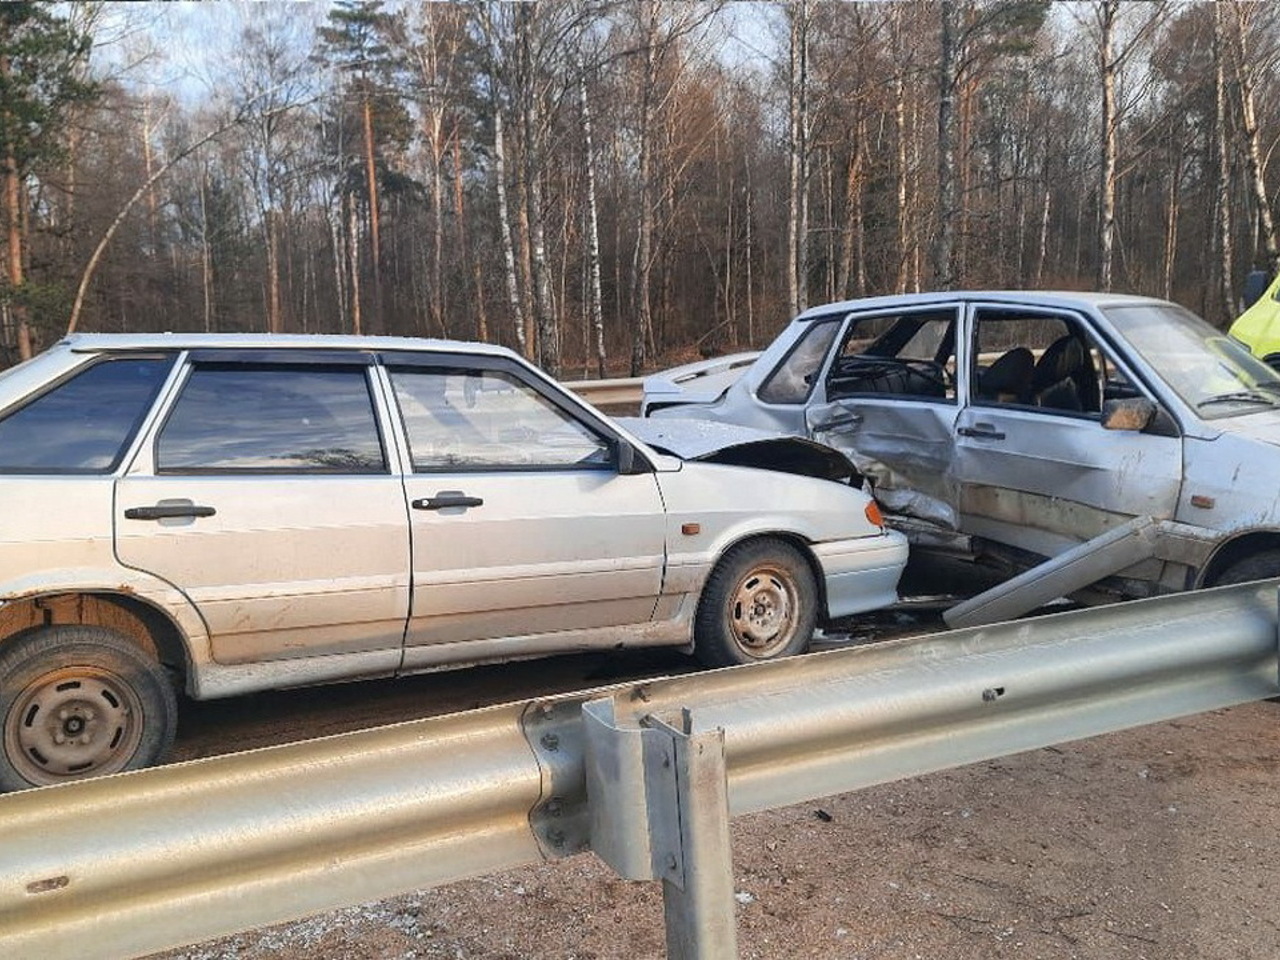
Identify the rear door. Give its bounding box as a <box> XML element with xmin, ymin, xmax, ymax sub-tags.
<box><xmin>115</xmin><ymin>351</ymin><xmax>411</xmax><ymax>665</ymax></box>
<box><xmin>382</xmin><ymin>354</ymin><xmax>667</xmax><ymax>655</ymax></box>
<box><xmin>803</xmin><ymin>304</ymin><xmax>965</xmax><ymax>526</ymax></box>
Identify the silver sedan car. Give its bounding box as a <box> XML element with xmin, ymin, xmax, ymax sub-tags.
<box><xmin>644</xmin><ymin>291</ymin><xmax>1280</xmax><ymax>610</ymax></box>
<box><xmin>0</xmin><ymin>334</ymin><xmax>906</xmax><ymax>790</ymax></box>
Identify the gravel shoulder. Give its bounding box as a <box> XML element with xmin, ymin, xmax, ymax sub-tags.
<box><xmin>153</xmin><ymin>697</ymin><xmax>1280</xmax><ymax>960</ymax></box>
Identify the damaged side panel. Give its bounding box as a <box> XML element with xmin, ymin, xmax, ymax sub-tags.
<box><xmin>805</xmin><ymin>399</ymin><xmax>962</xmax><ymax>527</ymax></box>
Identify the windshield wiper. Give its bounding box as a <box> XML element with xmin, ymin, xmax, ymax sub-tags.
<box><xmin>1197</xmin><ymin>391</ymin><xmax>1280</xmax><ymax>408</ymax></box>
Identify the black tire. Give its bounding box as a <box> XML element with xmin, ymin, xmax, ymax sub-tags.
<box><xmin>693</xmin><ymin>538</ymin><xmax>818</xmax><ymax>668</ymax></box>
<box><xmin>0</xmin><ymin>625</ymin><xmax>177</xmax><ymax>791</ymax></box>
<box><xmin>1211</xmin><ymin>549</ymin><xmax>1280</xmax><ymax>586</ymax></box>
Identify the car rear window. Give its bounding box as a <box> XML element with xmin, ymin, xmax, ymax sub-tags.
<box><xmin>0</xmin><ymin>356</ymin><xmax>174</xmax><ymax>473</ymax></box>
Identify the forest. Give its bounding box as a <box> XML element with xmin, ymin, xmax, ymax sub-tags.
<box><xmin>0</xmin><ymin>1</ymin><xmax>1277</xmax><ymax>378</ymax></box>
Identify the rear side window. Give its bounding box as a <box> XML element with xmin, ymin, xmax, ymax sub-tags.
<box><xmin>0</xmin><ymin>356</ymin><xmax>174</xmax><ymax>473</ymax></box>
<box><xmin>157</xmin><ymin>365</ymin><xmax>385</xmax><ymax>473</ymax></box>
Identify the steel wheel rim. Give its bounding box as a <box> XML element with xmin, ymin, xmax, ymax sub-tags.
<box><xmin>728</xmin><ymin>564</ymin><xmax>799</xmax><ymax>658</ymax></box>
<box><xmin>4</xmin><ymin>665</ymin><xmax>145</xmax><ymax>785</ymax></box>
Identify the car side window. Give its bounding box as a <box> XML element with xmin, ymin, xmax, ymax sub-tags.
<box><xmin>0</xmin><ymin>356</ymin><xmax>174</xmax><ymax>473</ymax></box>
<box><xmin>826</xmin><ymin>309</ymin><xmax>957</xmax><ymax>402</ymax></box>
<box><xmin>156</xmin><ymin>364</ymin><xmax>386</xmax><ymax>472</ymax></box>
<box><xmin>757</xmin><ymin>318</ymin><xmax>842</xmax><ymax>404</ymax></box>
<box><xmin>972</xmin><ymin>310</ymin><xmax>1111</xmax><ymax>416</ymax></box>
<box><xmin>388</xmin><ymin>366</ymin><xmax>611</xmax><ymax>470</ymax></box>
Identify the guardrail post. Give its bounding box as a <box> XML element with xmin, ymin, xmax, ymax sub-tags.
<box><xmin>651</xmin><ymin>712</ymin><xmax>738</xmax><ymax>960</ymax></box>
<box><xmin>582</xmin><ymin>698</ymin><xmax>738</xmax><ymax>959</ymax></box>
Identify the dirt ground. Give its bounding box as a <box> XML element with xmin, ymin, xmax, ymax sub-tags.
<box><xmin>148</xmin><ymin>632</ymin><xmax>1280</xmax><ymax>960</ymax></box>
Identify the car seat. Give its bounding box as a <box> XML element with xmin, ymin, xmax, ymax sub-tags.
<box><xmin>1031</xmin><ymin>335</ymin><xmax>1100</xmax><ymax>412</ymax></box>
<box><xmin>977</xmin><ymin>347</ymin><xmax>1034</xmax><ymax>404</ymax></box>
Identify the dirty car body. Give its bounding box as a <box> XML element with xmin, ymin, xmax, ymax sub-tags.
<box><xmin>0</xmin><ymin>333</ymin><xmax>906</xmax><ymax>790</ymax></box>
<box><xmin>644</xmin><ymin>290</ymin><xmax>1280</xmax><ymax>601</ymax></box>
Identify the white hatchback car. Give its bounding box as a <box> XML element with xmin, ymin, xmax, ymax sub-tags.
<box><xmin>0</xmin><ymin>334</ymin><xmax>906</xmax><ymax>790</ymax></box>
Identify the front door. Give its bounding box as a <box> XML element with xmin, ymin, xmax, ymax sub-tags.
<box><xmin>115</xmin><ymin>353</ymin><xmax>411</xmax><ymax>664</ymax></box>
<box><xmin>954</xmin><ymin>304</ymin><xmax>1184</xmax><ymax>558</ymax></box>
<box><xmin>382</xmin><ymin>356</ymin><xmax>666</xmax><ymax>652</ymax></box>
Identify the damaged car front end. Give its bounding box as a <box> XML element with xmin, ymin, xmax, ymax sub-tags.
<box><xmin>643</xmin><ymin>291</ymin><xmax>1280</xmax><ymax>623</ymax></box>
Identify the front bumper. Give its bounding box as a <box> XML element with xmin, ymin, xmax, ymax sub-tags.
<box><xmin>813</xmin><ymin>530</ymin><xmax>910</xmax><ymax>620</ymax></box>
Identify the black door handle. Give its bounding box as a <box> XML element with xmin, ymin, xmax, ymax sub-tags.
<box><xmin>957</xmin><ymin>426</ymin><xmax>1006</xmax><ymax>440</ymax></box>
<box><xmin>413</xmin><ymin>494</ymin><xmax>484</xmax><ymax>510</ymax></box>
<box><xmin>124</xmin><ymin>504</ymin><xmax>217</xmax><ymax>521</ymax></box>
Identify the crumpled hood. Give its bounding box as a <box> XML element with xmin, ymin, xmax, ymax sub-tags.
<box><xmin>619</xmin><ymin>417</ymin><xmax>862</xmax><ymax>486</ymax></box>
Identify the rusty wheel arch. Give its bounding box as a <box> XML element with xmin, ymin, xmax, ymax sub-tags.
<box><xmin>0</xmin><ymin>592</ymin><xmax>189</xmax><ymax>687</ymax></box>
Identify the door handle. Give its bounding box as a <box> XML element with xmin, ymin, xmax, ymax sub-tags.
<box><xmin>957</xmin><ymin>425</ymin><xmax>1006</xmax><ymax>440</ymax></box>
<box><xmin>124</xmin><ymin>503</ymin><xmax>217</xmax><ymax>521</ymax></box>
<box><xmin>413</xmin><ymin>494</ymin><xmax>484</xmax><ymax>510</ymax></box>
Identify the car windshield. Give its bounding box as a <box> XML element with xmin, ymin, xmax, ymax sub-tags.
<box><xmin>1105</xmin><ymin>303</ymin><xmax>1280</xmax><ymax>420</ymax></box>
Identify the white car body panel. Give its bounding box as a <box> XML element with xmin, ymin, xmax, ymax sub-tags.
<box><xmin>0</xmin><ymin>333</ymin><xmax>907</xmax><ymax>705</ymax></box>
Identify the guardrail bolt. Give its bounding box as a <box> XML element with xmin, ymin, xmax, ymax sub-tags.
<box><xmin>982</xmin><ymin>686</ymin><xmax>1006</xmax><ymax>703</ymax></box>
<box><xmin>540</xmin><ymin>732</ymin><xmax>560</xmax><ymax>751</ymax></box>
<box><xmin>545</xmin><ymin>798</ymin><xmax>563</xmax><ymax>818</ymax></box>
<box><xmin>546</xmin><ymin>829</ymin><xmax>566</xmax><ymax>849</ymax></box>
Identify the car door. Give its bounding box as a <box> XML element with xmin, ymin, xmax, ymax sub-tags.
<box><xmin>381</xmin><ymin>354</ymin><xmax>667</xmax><ymax>655</ymax></box>
<box><xmin>953</xmin><ymin>303</ymin><xmax>1184</xmax><ymax>557</ymax></box>
<box><xmin>114</xmin><ymin>350</ymin><xmax>411</xmax><ymax>665</ymax></box>
<box><xmin>802</xmin><ymin>304</ymin><xmax>965</xmax><ymax>527</ymax></box>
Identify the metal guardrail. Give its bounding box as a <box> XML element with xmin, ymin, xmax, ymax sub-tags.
<box><xmin>1</xmin><ymin>582</ymin><xmax>1277</xmax><ymax>959</ymax></box>
<box><xmin>565</xmin><ymin>376</ymin><xmax>644</xmax><ymax>408</ymax></box>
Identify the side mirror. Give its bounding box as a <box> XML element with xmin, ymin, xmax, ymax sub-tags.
<box><xmin>1101</xmin><ymin>397</ymin><xmax>1156</xmax><ymax>432</ymax></box>
<box><xmin>613</xmin><ymin>439</ymin><xmax>649</xmax><ymax>475</ymax></box>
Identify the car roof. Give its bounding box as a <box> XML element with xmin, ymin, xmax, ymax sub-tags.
<box><xmin>794</xmin><ymin>290</ymin><xmax>1173</xmax><ymax>322</ymax></box>
<box><xmin>58</xmin><ymin>332</ymin><xmax>518</xmax><ymax>359</ymax></box>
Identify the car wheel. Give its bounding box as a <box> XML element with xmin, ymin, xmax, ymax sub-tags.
<box><xmin>1211</xmin><ymin>549</ymin><xmax>1280</xmax><ymax>586</ymax></box>
<box><xmin>694</xmin><ymin>539</ymin><xmax>818</xmax><ymax>668</ymax></box>
<box><xmin>0</xmin><ymin>625</ymin><xmax>177</xmax><ymax>791</ymax></box>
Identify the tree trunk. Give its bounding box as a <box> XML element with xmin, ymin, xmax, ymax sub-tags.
<box><xmin>361</xmin><ymin>95</ymin><xmax>382</xmax><ymax>333</ymax></box>
<box><xmin>348</xmin><ymin>195</ymin><xmax>363</xmax><ymax>335</ymax></box>
<box><xmin>787</xmin><ymin>0</ymin><xmax>809</xmax><ymax>315</ymax></box>
<box><xmin>932</xmin><ymin>1</ymin><xmax>959</xmax><ymax>290</ymax></box>
<box><xmin>330</xmin><ymin>204</ymin><xmax>348</xmax><ymax>334</ymax></box>
<box><xmin>894</xmin><ymin>67</ymin><xmax>909</xmax><ymax>294</ymax></box>
<box><xmin>632</xmin><ymin>2</ymin><xmax>658</xmax><ymax>376</ymax></box>
<box><xmin>493</xmin><ymin>108</ymin><xmax>526</xmax><ymax>355</ymax></box>
<box><xmin>428</xmin><ymin>122</ymin><xmax>444</xmax><ymax>337</ymax></box>
<box><xmin>1098</xmin><ymin>0</ymin><xmax>1118</xmax><ymax>292</ymax></box>
<box><xmin>453</xmin><ymin>132</ymin><xmax>487</xmax><ymax>342</ymax></box>
<box><xmin>5</xmin><ymin>136</ymin><xmax>29</xmax><ymax>359</ymax></box>
<box><xmin>1229</xmin><ymin>4</ymin><xmax>1279</xmax><ymax>276</ymax></box>
<box><xmin>528</xmin><ymin>162</ymin><xmax>558</xmax><ymax>375</ymax></box>
<box><xmin>1214</xmin><ymin>2</ymin><xmax>1234</xmax><ymax>321</ymax></box>
<box><xmin>1163</xmin><ymin>152</ymin><xmax>1181</xmax><ymax>300</ymax></box>
<box><xmin>266</xmin><ymin>208</ymin><xmax>282</xmax><ymax>333</ymax></box>
<box><xmin>577</xmin><ymin>54</ymin><xmax>606</xmax><ymax>377</ymax></box>
<box><xmin>200</xmin><ymin>162</ymin><xmax>214</xmax><ymax>331</ymax></box>
<box><xmin>745</xmin><ymin>153</ymin><xmax>755</xmax><ymax>345</ymax></box>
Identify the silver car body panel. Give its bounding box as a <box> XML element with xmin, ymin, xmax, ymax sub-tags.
<box><xmin>0</xmin><ymin>333</ymin><xmax>906</xmax><ymax>700</ymax></box>
<box><xmin>644</xmin><ymin>291</ymin><xmax>1280</xmax><ymax>592</ymax></box>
